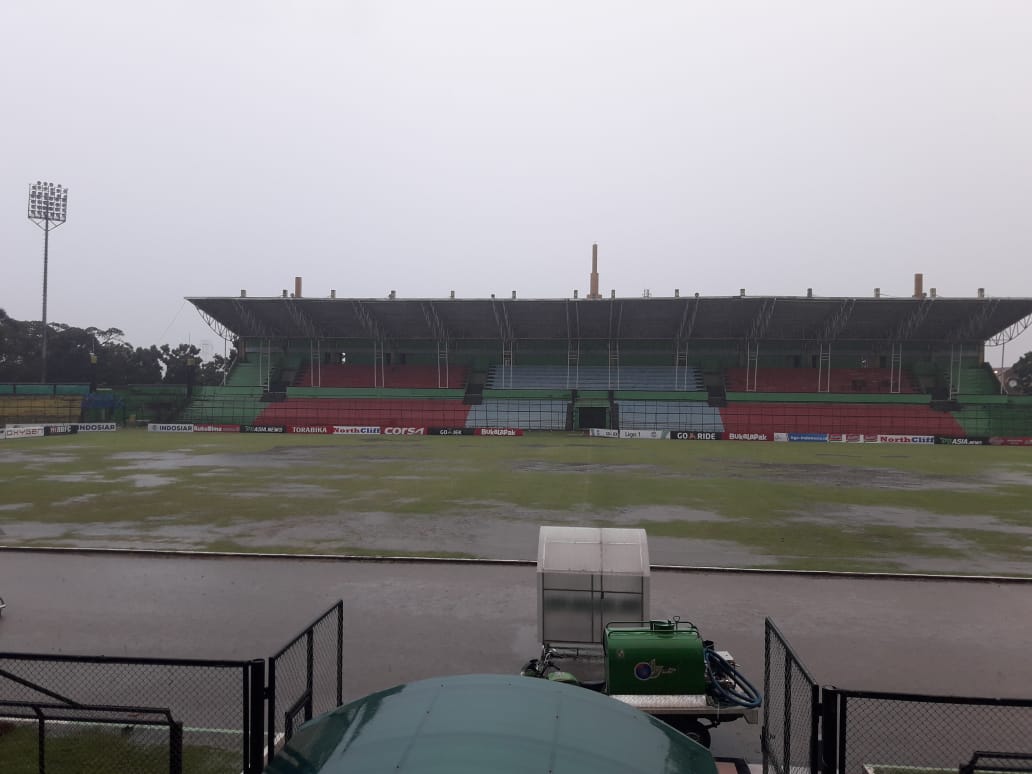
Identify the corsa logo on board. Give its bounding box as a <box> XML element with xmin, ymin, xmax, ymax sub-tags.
<box><xmin>728</xmin><ymin>432</ymin><xmax>770</xmax><ymax>441</ymax></box>
<box><xmin>382</xmin><ymin>427</ymin><xmax>426</xmax><ymax>435</ymax></box>
<box><xmin>477</xmin><ymin>428</ymin><xmax>522</xmax><ymax>436</ymax></box>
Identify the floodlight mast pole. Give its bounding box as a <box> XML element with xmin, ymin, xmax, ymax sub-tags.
<box><xmin>27</xmin><ymin>182</ymin><xmax>68</xmax><ymax>383</ymax></box>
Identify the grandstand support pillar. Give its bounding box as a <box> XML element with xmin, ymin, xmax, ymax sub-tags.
<box><xmin>949</xmin><ymin>343</ymin><xmax>963</xmax><ymax>399</ymax></box>
<box><xmin>674</xmin><ymin>341</ymin><xmax>689</xmax><ymax>390</ymax></box>
<box><xmin>817</xmin><ymin>343</ymin><xmax>831</xmax><ymax>393</ymax></box>
<box><xmin>567</xmin><ymin>339</ymin><xmax>580</xmax><ymax>389</ymax></box>
<box><xmin>889</xmin><ymin>342</ymin><xmax>903</xmax><ymax>394</ymax></box>
<box><xmin>308</xmin><ymin>339</ymin><xmax>322</xmax><ymax>388</ymax></box>
<box><xmin>437</xmin><ymin>339</ymin><xmax>450</xmax><ymax>388</ymax></box>
<box><xmin>608</xmin><ymin>341</ymin><xmax>619</xmax><ymax>390</ymax></box>
<box><xmin>373</xmin><ymin>339</ymin><xmax>386</xmax><ymax>388</ymax></box>
<box><xmin>746</xmin><ymin>341</ymin><xmax>759</xmax><ymax>392</ymax></box>
<box><xmin>256</xmin><ymin>339</ymin><xmax>271</xmax><ymax>392</ymax></box>
<box><xmin>501</xmin><ymin>339</ymin><xmax>514</xmax><ymax>389</ymax></box>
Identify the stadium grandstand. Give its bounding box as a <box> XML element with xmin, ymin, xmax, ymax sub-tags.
<box><xmin>5</xmin><ymin>271</ymin><xmax>1032</xmax><ymax>441</ymax></box>
<box><xmin>168</xmin><ymin>272</ymin><xmax>1032</xmax><ymax>442</ymax></box>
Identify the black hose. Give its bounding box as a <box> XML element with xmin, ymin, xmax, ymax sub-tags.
<box><xmin>703</xmin><ymin>646</ymin><xmax>763</xmax><ymax>709</ymax></box>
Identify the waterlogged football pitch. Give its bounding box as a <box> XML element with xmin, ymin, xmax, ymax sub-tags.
<box><xmin>1</xmin><ymin>431</ymin><xmax>1031</xmax><ymax>575</ymax></box>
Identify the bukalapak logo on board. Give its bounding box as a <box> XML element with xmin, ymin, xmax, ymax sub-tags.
<box><xmin>728</xmin><ymin>432</ymin><xmax>770</xmax><ymax>441</ymax></box>
<box><xmin>670</xmin><ymin>431</ymin><xmax>722</xmax><ymax>441</ymax></box>
<box><xmin>477</xmin><ymin>428</ymin><xmax>523</xmax><ymax>436</ymax></box>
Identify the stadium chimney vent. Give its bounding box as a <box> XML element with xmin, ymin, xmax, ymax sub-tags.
<box><xmin>330</xmin><ymin>289</ymin><xmax>336</xmax><ymax>299</ymax></box>
<box><xmin>978</xmin><ymin>287</ymin><xmax>985</xmax><ymax>298</ymax></box>
<box><xmin>295</xmin><ymin>277</ymin><xmax>303</xmax><ymax>298</ymax></box>
<box><xmin>240</xmin><ymin>289</ymin><xmax>247</xmax><ymax>298</ymax></box>
<box><xmin>930</xmin><ymin>287</ymin><xmax>937</xmax><ymax>298</ymax></box>
<box><xmin>587</xmin><ymin>243</ymin><xmax>602</xmax><ymax>299</ymax></box>
<box><xmin>913</xmin><ymin>273</ymin><xmax>924</xmax><ymax>299</ymax></box>
<box><xmin>874</xmin><ymin>288</ymin><xmax>880</xmax><ymax>298</ymax></box>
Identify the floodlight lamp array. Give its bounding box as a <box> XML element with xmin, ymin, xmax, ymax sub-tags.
<box><xmin>27</xmin><ymin>181</ymin><xmax>69</xmax><ymax>223</ymax></box>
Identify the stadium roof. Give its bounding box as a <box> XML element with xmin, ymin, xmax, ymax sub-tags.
<box><xmin>188</xmin><ymin>294</ymin><xmax>1032</xmax><ymax>345</ymax></box>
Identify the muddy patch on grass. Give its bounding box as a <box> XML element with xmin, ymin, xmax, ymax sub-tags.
<box><xmin>986</xmin><ymin>469</ymin><xmax>1032</xmax><ymax>486</ymax></box>
<box><xmin>717</xmin><ymin>461</ymin><xmax>987</xmax><ymax>491</ymax></box>
<box><xmin>53</xmin><ymin>494</ymin><xmax>100</xmax><ymax>507</ymax></box>
<box><xmin>513</xmin><ymin>461</ymin><xmax>662</xmax><ymax>475</ymax></box>
<box><xmin>800</xmin><ymin>506</ymin><xmax>1032</xmax><ymax>535</ymax></box>
<box><xmin>123</xmin><ymin>474</ymin><xmax>175</xmax><ymax>488</ymax></box>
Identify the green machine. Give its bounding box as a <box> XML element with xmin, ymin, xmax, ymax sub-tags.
<box><xmin>605</xmin><ymin>619</ymin><xmax>706</xmax><ymax>696</ymax></box>
<box><xmin>522</xmin><ymin>527</ymin><xmax>761</xmax><ymax>748</ymax></box>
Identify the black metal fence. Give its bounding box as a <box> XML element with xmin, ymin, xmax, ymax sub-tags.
<box><xmin>267</xmin><ymin>600</ymin><xmax>343</xmax><ymax>763</ymax></box>
<box><xmin>0</xmin><ymin>654</ymin><xmax>260</xmax><ymax>773</ymax></box>
<box><xmin>0</xmin><ymin>701</ymin><xmax>183</xmax><ymax>774</ymax></box>
<box><xmin>822</xmin><ymin>689</ymin><xmax>1032</xmax><ymax>774</ymax></box>
<box><xmin>961</xmin><ymin>751</ymin><xmax>1032</xmax><ymax>774</ymax></box>
<box><xmin>763</xmin><ymin>618</ymin><xmax>1032</xmax><ymax>774</ymax></box>
<box><xmin>0</xmin><ymin>599</ymin><xmax>344</xmax><ymax>773</ymax></box>
<box><xmin>763</xmin><ymin>617</ymin><xmax>820</xmax><ymax>774</ymax></box>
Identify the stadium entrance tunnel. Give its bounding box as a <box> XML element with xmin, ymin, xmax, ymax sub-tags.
<box><xmin>576</xmin><ymin>406</ymin><xmax>609</xmax><ymax>429</ymax></box>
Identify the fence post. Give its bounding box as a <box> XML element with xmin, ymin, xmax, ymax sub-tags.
<box><xmin>248</xmin><ymin>659</ymin><xmax>266</xmax><ymax>774</ymax></box>
<box><xmin>336</xmin><ymin>601</ymin><xmax>343</xmax><ymax>707</ymax></box>
<box><xmin>762</xmin><ymin>620</ymin><xmax>772</xmax><ymax>774</ymax></box>
<box><xmin>36</xmin><ymin>710</ymin><xmax>45</xmax><ymax>774</ymax></box>
<box><xmin>267</xmin><ymin>657</ymin><xmax>277</xmax><ymax>765</ymax></box>
<box><xmin>783</xmin><ymin>648</ymin><xmax>793</xmax><ymax>774</ymax></box>
<box><xmin>809</xmin><ymin>683</ymin><xmax>821</xmax><ymax>774</ymax></box>
<box><xmin>169</xmin><ymin>720</ymin><xmax>184</xmax><ymax>774</ymax></box>
<box><xmin>305</xmin><ymin>630</ymin><xmax>314</xmax><ymax>722</ymax></box>
<box><xmin>820</xmin><ymin>687</ymin><xmax>840</xmax><ymax>774</ymax></box>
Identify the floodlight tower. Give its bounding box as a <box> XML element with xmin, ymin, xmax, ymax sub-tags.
<box><xmin>27</xmin><ymin>181</ymin><xmax>69</xmax><ymax>383</ymax></box>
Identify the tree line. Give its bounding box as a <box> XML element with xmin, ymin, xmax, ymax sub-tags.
<box><xmin>0</xmin><ymin>309</ymin><xmax>232</xmax><ymax>386</ymax></box>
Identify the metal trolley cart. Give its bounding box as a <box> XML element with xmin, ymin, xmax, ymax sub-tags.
<box><xmin>521</xmin><ymin>527</ymin><xmax>761</xmax><ymax>748</ymax></box>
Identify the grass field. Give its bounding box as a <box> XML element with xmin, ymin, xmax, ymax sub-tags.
<box><xmin>0</xmin><ymin>723</ymin><xmax>236</xmax><ymax>774</ymax></box>
<box><xmin>1</xmin><ymin>431</ymin><xmax>1031</xmax><ymax>575</ymax></box>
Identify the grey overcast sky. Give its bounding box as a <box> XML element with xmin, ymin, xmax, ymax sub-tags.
<box><xmin>2</xmin><ymin>1</ymin><xmax>1031</xmax><ymax>363</ymax></box>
